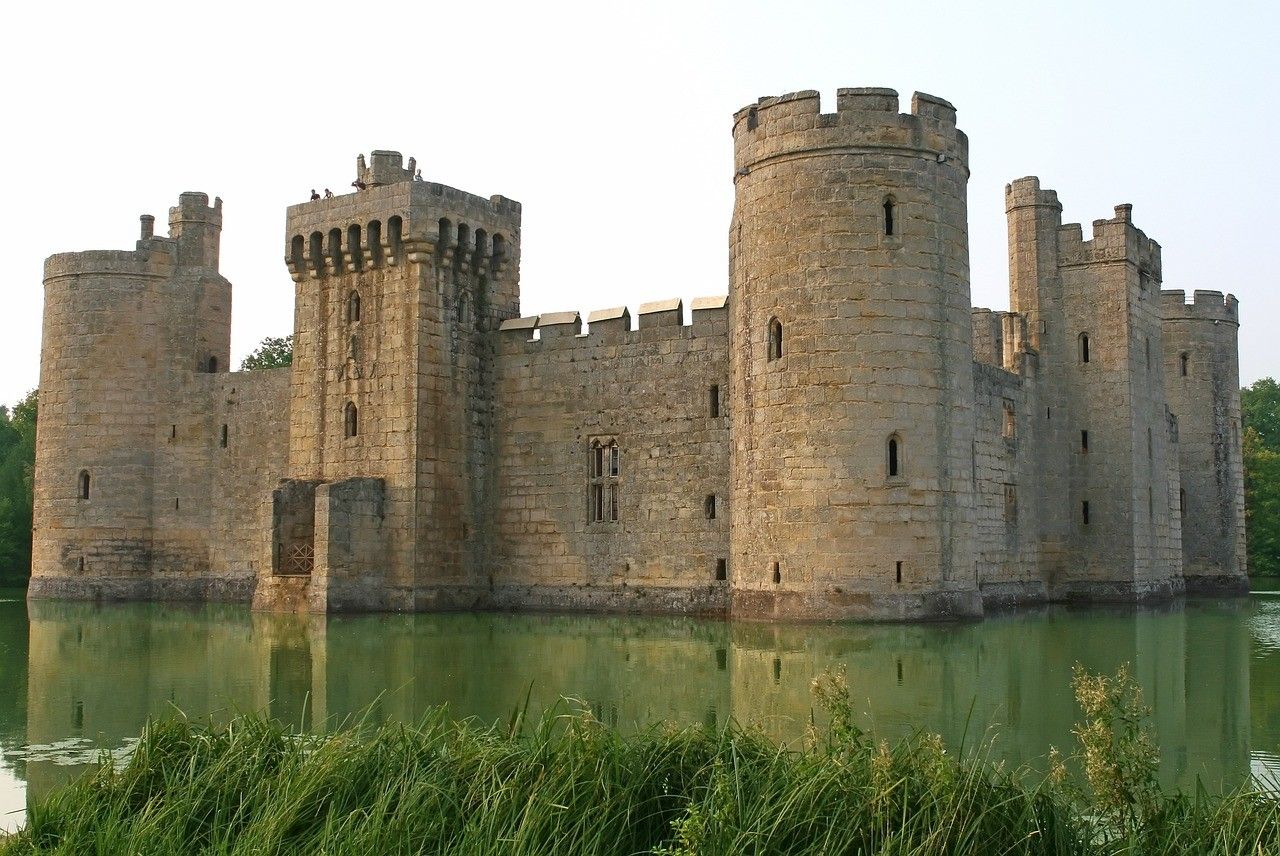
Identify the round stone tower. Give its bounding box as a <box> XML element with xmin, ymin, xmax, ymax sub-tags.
<box><xmin>30</xmin><ymin>193</ymin><xmax>229</xmax><ymax>599</ymax></box>
<box><xmin>728</xmin><ymin>87</ymin><xmax>979</xmax><ymax>620</ymax></box>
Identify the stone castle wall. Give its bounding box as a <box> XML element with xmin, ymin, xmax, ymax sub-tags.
<box><xmin>28</xmin><ymin>92</ymin><xmax>1249</xmax><ymax>618</ymax></box>
<box><xmin>491</xmin><ymin>300</ymin><xmax>730</xmax><ymax>614</ymax></box>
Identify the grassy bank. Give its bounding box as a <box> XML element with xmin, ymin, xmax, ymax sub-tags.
<box><xmin>4</xmin><ymin>668</ymin><xmax>1279</xmax><ymax>855</ymax></box>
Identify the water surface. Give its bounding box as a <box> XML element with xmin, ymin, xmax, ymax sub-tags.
<box><xmin>3</xmin><ymin>588</ymin><xmax>1280</xmax><ymax>832</ymax></box>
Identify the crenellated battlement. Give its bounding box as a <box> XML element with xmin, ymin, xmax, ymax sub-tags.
<box><xmin>1160</xmin><ymin>289</ymin><xmax>1239</xmax><ymax>324</ymax></box>
<box><xmin>498</xmin><ymin>296</ymin><xmax>728</xmax><ymax>348</ymax></box>
<box><xmin>169</xmin><ymin>191</ymin><xmax>222</xmax><ymax>227</ymax></box>
<box><xmin>1056</xmin><ymin>203</ymin><xmax>1162</xmax><ymax>280</ymax></box>
<box><xmin>1004</xmin><ymin>176</ymin><xmax>1062</xmax><ymax>212</ymax></box>
<box><xmin>732</xmin><ymin>87</ymin><xmax>968</xmax><ymax>175</ymax></box>
<box><xmin>284</xmin><ymin>161</ymin><xmax>521</xmax><ymax>282</ymax></box>
<box><xmin>43</xmin><ymin>203</ymin><xmax>190</xmax><ymax>281</ymax></box>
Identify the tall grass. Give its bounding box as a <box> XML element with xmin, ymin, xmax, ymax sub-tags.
<box><xmin>4</xmin><ymin>666</ymin><xmax>1280</xmax><ymax>855</ymax></box>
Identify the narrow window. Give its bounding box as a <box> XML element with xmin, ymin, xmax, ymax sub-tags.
<box><xmin>1002</xmin><ymin>398</ymin><xmax>1016</xmax><ymax>438</ymax></box>
<box><xmin>1081</xmin><ymin>430</ymin><xmax>1089</xmax><ymax>452</ymax></box>
<box><xmin>1180</xmin><ymin>352</ymin><xmax>1189</xmax><ymax>377</ymax></box>
<box><xmin>220</xmin><ymin>424</ymin><xmax>228</xmax><ymax>448</ymax></box>
<box><xmin>1082</xmin><ymin>500</ymin><xmax>1090</xmax><ymax>525</ymax></box>
<box><xmin>1046</xmin><ymin>406</ymin><xmax>1052</xmax><ymax>420</ymax></box>
<box><xmin>491</xmin><ymin>233</ymin><xmax>506</xmax><ymax>268</ymax></box>
<box><xmin>773</xmin><ymin>658</ymin><xmax>782</xmax><ymax>683</ymax></box>
<box><xmin>1180</xmin><ymin>488</ymin><xmax>1186</xmax><ymax>517</ymax></box>
<box><xmin>1148</xmin><ymin>486</ymin><xmax>1154</xmax><ymax>519</ymax></box>
<box><xmin>1144</xmin><ymin>336</ymin><xmax>1150</xmax><ymax>370</ymax></box>
<box><xmin>704</xmin><ymin>494</ymin><xmax>717</xmax><ymax>520</ymax></box>
<box><xmin>1004</xmin><ymin>484</ymin><xmax>1017</xmax><ymax>523</ymax></box>
<box><xmin>887</xmin><ymin>435</ymin><xmax>902</xmax><ymax>478</ymax></box>
<box><xmin>767</xmin><ymin>317</ymin><xmax>783</xmax><ymax>362</ymax></box>
<box><xmin>771</xmin><ymin>562</ymin><xmax>781</xmax><ymax>585</ymax></box>
<box><xmin>709</xmin><ymin>384</ymin><xmax>720</xmax><ymax>418</ymax></box>
<box><xmin>77</xmin><ymin>556</ymin><xmax>85</xmax><ymax>573</ymax></box>
<box><xmin>1039</xmin><ymin>319</ymin><xmax>1048</xmax><ymax>335</ymax></box>
<box><xmin>746</xmin><ymin>106</ymin><xmax>758</xmax><ymax>130</ymax></box>
<box><xmin>715</xmin><ymin>559</ymin><xmax>727</xmax><ymax>581</ymax></box>
<box><xmin>344</xmin><ymin>401</ymin><xmax>358</xmax><ymax>438</ymax></box>
<box><xmin>589</xmin><ymin>439</ymin><xmax>620</xmax><ymax>523</ymax></box>
<box><xmin>174</xmin><ymin>497</ymin><xmax>179</xmax><ymax>510</ymax></box>
<box><xmin>883</xmin><ymin>196</ymin><xmax>896</xmax><ymax>236</ymax></box>
<box><xmin>78</xmin><ymin>470</ymin><xmax>90</xmax><ymax>500</ymax></box>
<box><xmin>290</xmin><ymin>235</ymin><xmax>305</xmax><ymax>272</ymax></box>
<box><xmin>1147</xmin><ymin>426</ymin><xmax>1153</xmax><ymax>461</ymax></box>
<box><xmin>207</xmin><ymin>356</ymin><xmax>218</xmax><ymax>373</ymax></box>
<box><xmin>1079</xmin><ymin>333</ymin><xmax>1091</xmax><ymax>364</ymax></box>
<box><xmin>170</xmin><ymin>424</ymin><xmax>177</xmax><ymax>439</ymax></box>
<box><xmin>895</xmin><ymin>561</ymin><xmax>903</xmax><ymax>584</ymax></box>
<box><xmin>347</xmin><ymin>290</ymin><xmax>361</xmax><ymax>323</ymax></box>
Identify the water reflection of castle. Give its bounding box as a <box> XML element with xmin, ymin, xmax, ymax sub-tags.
<box><xmin>22</xmin><ymin>601</ymin><xmax>1253</xmax><ymax>799</ymax></box>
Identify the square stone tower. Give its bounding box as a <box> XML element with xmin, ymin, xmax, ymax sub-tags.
<box><xmin>258</xmin><ymin>152</ymin><xmax>522</xmax><ymax>611</ymax></box>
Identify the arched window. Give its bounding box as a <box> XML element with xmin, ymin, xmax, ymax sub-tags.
<box><xmin>78</xmin><ymin>470</ymin><xmax>90</xmax><ymax>500</ymax></box>
<box><xmin>491</xmin><ymin>233</ymin><xmax>506</xmax><ymax>268</ymax></box>
<box><xmin>887</xmin><ymin>434</ymin><xmax>903</xmax><ymax>479</ymax></box>
<box><xmin>1079</xmin><ymin>333</ymin><xmax>1091</xmax><ymax>364</ymax></box>
<box><xmin>347</xmin><ymin>290</ymin><xmax>361</xmax><ymax>323</ymax></box>
<box><xmin>883</xmin><ymin>195</ymin><xmax>896</xmax><ymax>236</ymax></box>
<box><xmin>1180</xmin><ymin>352</ymin><xmax>1189</xmax><ymax>377</ymax></box>
<box><xmin>328</xmin><ymin>227</ymin><xmax>343</xmax><ymax>273</ymax></box>
<box><xmin>290</xmin><ymin>235</ymin><xmax>305</xmax><ymax>272</ymax></box>
<box><xmin>474</xmin><ymin>228</ymin><xmax>488</xmax><ymax>260</ymax></box>
<box><xmin>367</xmin><ymin>220</ymin><xmax>384</xmax><ymax>267</ymax></box>
<box><xmin>309</xmin><ymin>231</ymin><xmax>324</xmax><ymax>275</ymax></box>
<box><xmin>207</xmin><ymin>356</ymin><xmax>218</xmax><ymax>373</ymax></box>
<box><xmin>438</xmin><ymin>218</ymin><xmax>453</xmax><ymax>251</ymax></box>
<box><xmin>347</xmin><ymin>224</ymin><xmax>364</xmax><ymax>272</ymax></box>
<box><xmin>388</xmin><ymin>216</ymin><xmax>404</xmax><ymax>259</ymax></box>
<box><xmin>344</xmin><ymin>401</ymin><xmax>358</xmax><ymax>438</ymax></box>
<box><xmin>767</xmin><ymin>317</ymin><xmax>783</xmax><ymax>362</ymax></box>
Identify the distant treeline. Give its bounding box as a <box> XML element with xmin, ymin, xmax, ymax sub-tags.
<box><xmin>0</xmin><ymin>390</ymin><xmax>35</xmax><ymax>585</ymax></box>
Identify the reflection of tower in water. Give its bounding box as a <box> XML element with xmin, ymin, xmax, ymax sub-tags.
<box><xmin>21</xmin><ymin>601</ymin><xmax>1252</xmax><ymax>803</ymax></box>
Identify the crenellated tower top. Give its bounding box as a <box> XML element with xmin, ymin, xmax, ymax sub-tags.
<box><xmin>1160</xmin><ymin>289</ymin><xmax>1239</xmax><ymax>325</ymax></box>
<box><xmin>731</xmin><ymin>88</ymin><xmax>969</xmax><ymax>177</ymax></box>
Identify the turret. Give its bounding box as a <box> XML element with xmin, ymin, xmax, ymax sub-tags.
<box><xmin>169</xmin><ymin>192</ymin><xmax>222</xmax><ymax>269</ymax></box>
<box><xmin>728</xmin><ymin>88</ymin><xmax>979</xmax><ymax>620</ymax></box>
<box><xmin>1161</xmin><ymin>289</ymin><xmax>1247</xmax><ymax>591</ymax></box>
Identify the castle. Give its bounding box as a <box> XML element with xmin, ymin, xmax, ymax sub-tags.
<box><xmin>28</xmin><ymin>87</ymin><xmax>1248</xmax><ymax>620</ymax></box>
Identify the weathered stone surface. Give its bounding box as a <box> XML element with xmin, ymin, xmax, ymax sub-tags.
<box><xmin>29</xmin><ymin>97</ymin><xmax>1247</xmax><ymax>621</ymax></box>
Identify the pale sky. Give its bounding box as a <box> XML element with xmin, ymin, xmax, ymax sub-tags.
<box><xmin>2</xmin><ymin>0</ymin><xmax>1276</xmax><ymax>407</ymax></box>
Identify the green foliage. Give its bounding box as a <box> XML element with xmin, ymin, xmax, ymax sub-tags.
<box><xmin>239</xmin><ymin>336</ymin><xmax>293</xmax><ymax>371</ymax></box>
<box><xmin>0</xmin><ymin>390</ymin><xmax>36</xmax><ymax>583</ymax></box>
<box><xmin>5</xmin><ymin>668</ymin><xmax>1280</xmax><ymax>855</ymax></box>
<box><xmin>1244</xmin><ymin>379</ymin><xmax>1280</xmax><ymax>576</ymax></box>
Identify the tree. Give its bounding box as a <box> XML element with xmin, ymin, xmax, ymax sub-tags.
<box><xmin>1242</xmin><ymin>377</ymin><xmax>1280</xmax><ymax>451</ymax></box>
<box><xmin>241</xmin><ymin>335</ymin><xmax>293</xmax><ymax>371</ymax></box>
<box><xmin>1243</xmin><ymin>379</ymin><xmax>1280</xmax><ymax>576</ymax></box>
<box><xmin>0</xmin><ymin>389</ymin><xmax>36</xmax><ymax>583</ymax></box>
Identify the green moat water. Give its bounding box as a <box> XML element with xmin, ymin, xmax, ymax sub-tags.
<box><xmin>3</xmin><ymin>587</ymin><xmax>1280</xmax><ymax>832</ymax></box>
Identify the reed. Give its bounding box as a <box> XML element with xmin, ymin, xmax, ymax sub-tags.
<box><xmin>3</xmin><ymin>667</ymin><xmax>1278</xmax><ymax>855</ymax></box>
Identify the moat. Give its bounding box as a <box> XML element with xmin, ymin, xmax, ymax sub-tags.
<box><xmin>3</xmin><ymin>587</ymin><xmax>1280</xmax><ymax>832</ymax></box>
